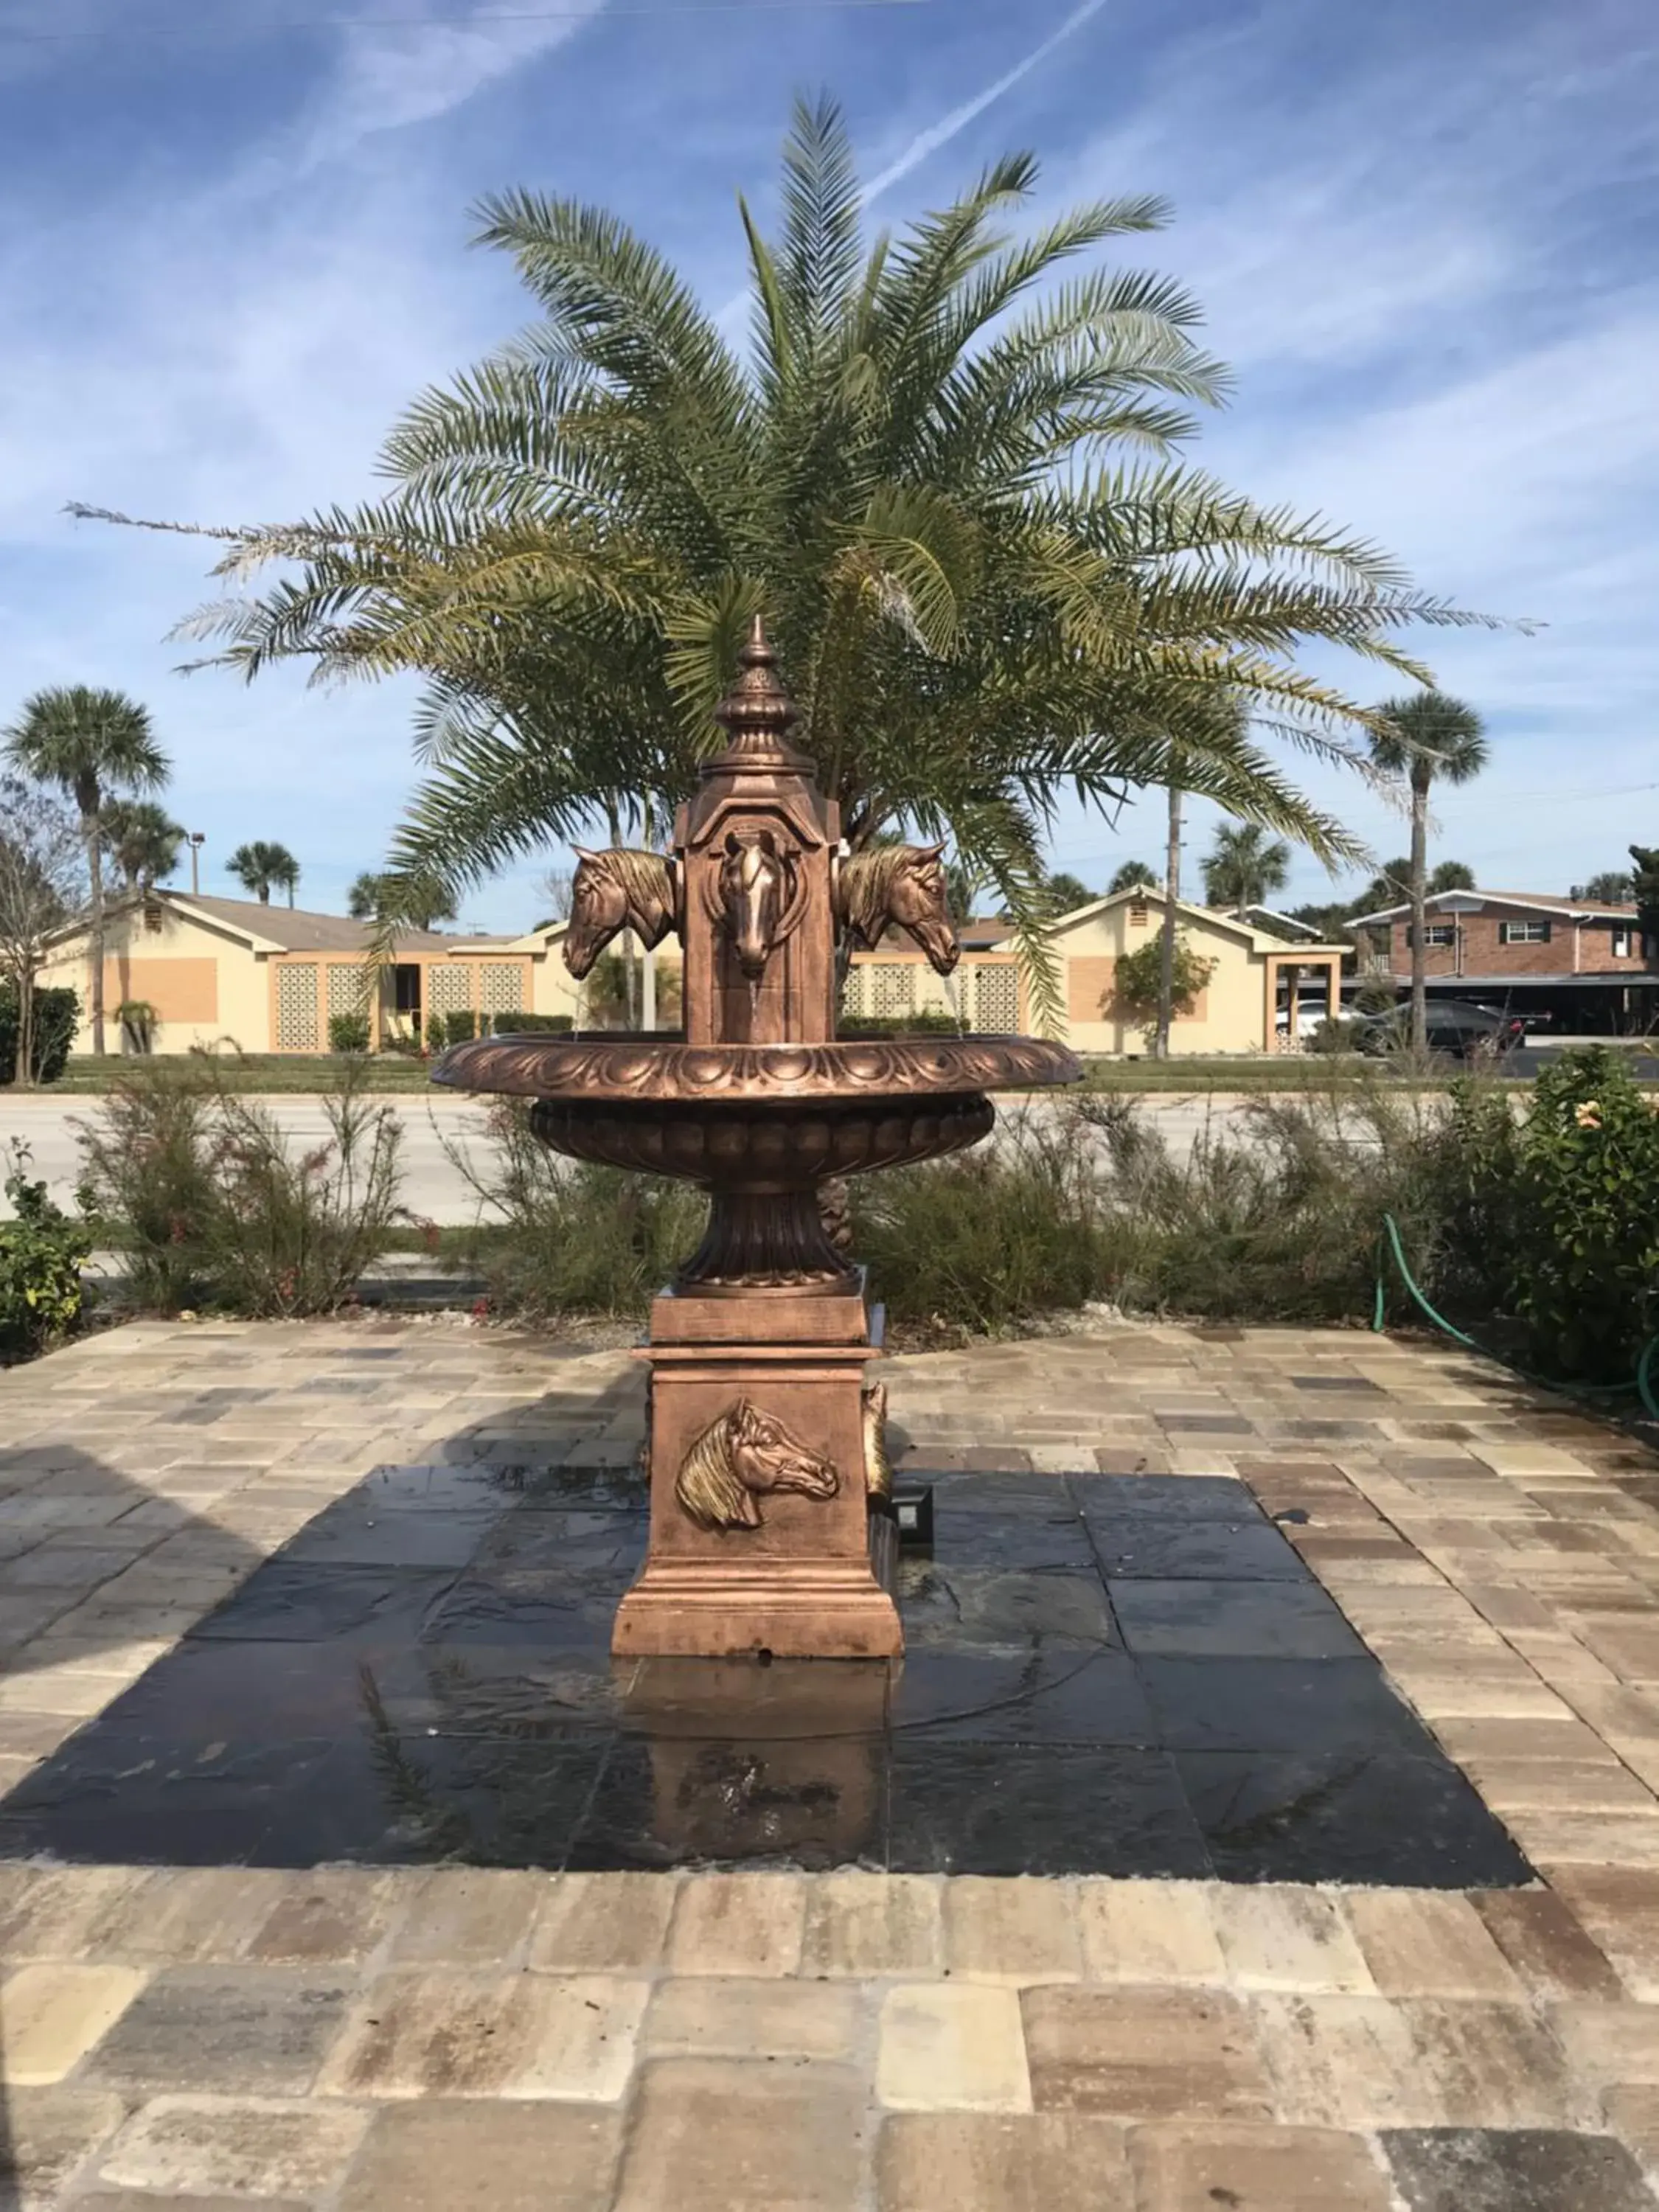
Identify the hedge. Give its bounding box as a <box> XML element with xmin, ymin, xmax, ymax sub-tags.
<box><xmin>0</xmin><ymin>985</ymin><xmax>81</xmax><ymax>1084</ymax></box>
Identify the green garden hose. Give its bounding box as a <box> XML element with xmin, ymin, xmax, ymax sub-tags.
<box><xmin>1374</xmin><ymin>1211</ymin><xmax>1659</xmax><ymax>1424</ymax></box>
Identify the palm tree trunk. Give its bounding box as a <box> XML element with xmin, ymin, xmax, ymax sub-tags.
<box><xmin>1155</xmin><ymin>780</ymin><xmax>1181</xmax><ymax>1059</ymax></box>
<box><xmin>84</xmin><ymin>810</ymin><xmax>106</xmax><ymax>1057</ymax></box>
<box><xmin>1408</xmin><ymin>772</ymin><xmax>1430</xmax><ymax>1054</ymax></box>
<box><xmin>17</xmin><ymin>964</ymin><xmax>36</xmax><ymax>1087</ymax></box>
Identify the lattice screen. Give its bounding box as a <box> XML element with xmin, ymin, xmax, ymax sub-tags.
<box><xmin>480</xmin><ymin>963</ymin><xmax>524</xmax><ymax>1015</ymax></box>
<box><xmin>973</xmin><ymin>964</ymin><xmax>1019</xmax><ymax>1033</ymax></box>
<box><xmin>869</xmin><ymin>964</ymin><xmax>915</xmax><ymax>1019</ymax></box>
<box><xmin>325</xmin><ymin>964</ymin><xmax>365</xmax><ymax>1022</ymax></box>
<box><xmin>839</xmin><ymin>964</ymin><xmax>866</xmax><ymax>1020</ymax></box>
<box><xmin>426</xmin><ymin>965</ymin><xmax>472</xmax><ymax>1020</ymax></box>
<box><xmin>275</xmin><ymin>964</ymin><xmax>319</xmax><ymax>1051</ymax></box>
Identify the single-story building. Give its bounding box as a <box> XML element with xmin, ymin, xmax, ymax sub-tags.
<box><xmin>37</xmin><ymin>884</ymin><xmax>1346</xmax><ymax>1058</ymax></box>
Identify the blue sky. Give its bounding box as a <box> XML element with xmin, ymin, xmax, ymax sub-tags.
<box><xmin>1</xmin><ymin>0</ymin><xmax>1655</xmax><ymax>928</ymax></box>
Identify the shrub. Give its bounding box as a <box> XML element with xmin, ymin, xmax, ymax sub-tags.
<box><xmin>440</xmin><ymin>1099</ymin><xmax>706</xmax><ymax>1320</ymax></box>
<box><xmin>1309</xmin><ymin>1017</ymin><xmax>1356</xmax><ymax>1054</ymax></box>
<box><xmin>115</xmin><ymin>1000</ymin><xmax>160</xmax><ymax>1054</ymax></box>
<box><xmin>441</xmin><ymin>1009</ymin><xmax>484</xmax><ymax>1048</ymax></box>
<box><xmin>0</xmin><ymin>1140</ymin><xmax>89</xmax><ymax>1361</ymax></box>
<box><xmin>0</xmin><ymin>984</ymin><xmax>80</xmax><ymax>1084</ymax></box>
<box><xmin>1109</xmin><ymin>934</ymin><xmax>1218</xmax><ymax>1035</ymax></box>
<box><xmin>328</xmin><ymin>1011</ymin><xmax>372</xmax><ymax>1054</ymax></box>
<box><xmin>838</xmin><ymin>1009</ymin><xmax>960</xmax><ymax>1037</ymax></box>
<box><xmin>76</xmin><ymin>1051</ymin><xmax>407</xmax><ymax>1317</ymax></box>
<box><xmin>493</xmin><ymin>1010</ymin><xmax>574</xmax><ymax>1034</ymax></box>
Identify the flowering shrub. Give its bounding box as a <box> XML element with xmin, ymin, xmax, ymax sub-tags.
<box><xmin>0</xmin><ymin>1141</ymin><xmax>89</xmax><ymax>1360</ymax></box>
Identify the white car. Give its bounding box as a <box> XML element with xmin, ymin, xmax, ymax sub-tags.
<box><xmin>1273</xmin><ymin>1005</ymin><xmax>1332</xmax><ymax>1041</ymax></box>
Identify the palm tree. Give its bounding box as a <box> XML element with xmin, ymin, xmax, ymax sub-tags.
<box><xmin>101</xmin><ymin>799</ymin><xmax>186</xmax><ymax>892</ymax></box>
<box><xmin>349</xmin><ymin>868</ymin><xmax>457</xmax><ymax>928</ymax></box>
<box><xmin>3</xmin><ymin>686</ymin><xmax>170</xmax><ymax>1054</ymax></box>
<box><xmin>1043</xmin><ymin>869</ymin><xmax>1094</xmax><ymax>915</ymax></box>
<box><xmin>227</xmin><ymin>840</ymin><xmax>301</xmax><ymax>906</ymax></box>
<box><xmin>88</xmin><ymin>100</ymin><xmax>1482</xmax><ymax>1021</ymax></box>
<box><xmin>1368</xmin><ymin>691</ymin><xmax>1489</xmax><ymax>1051</ymax></box>
<box><xmin>1202</xmin><ymin>819</ymin><xmax>1292</xmax><ymax>917</ymax></box>
<box><xmin>1108</xmin><ymin>859</ymin><xmax>1159</xmax><ymax>895</ymax></box>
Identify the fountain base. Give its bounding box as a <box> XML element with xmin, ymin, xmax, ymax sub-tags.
<box><xmin>615</xmin><ymin>1289</ymin><xmax>902</xmax><ymax>1659</ymax></box>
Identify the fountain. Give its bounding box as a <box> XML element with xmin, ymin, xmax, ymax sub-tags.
<box><xmin>434</xmin><ymin>616</ymin><xmax>1079</xmax><ymax>1659</ymax></box>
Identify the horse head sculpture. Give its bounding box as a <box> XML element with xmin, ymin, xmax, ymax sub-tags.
<box><xmin>675</xmin><ymin>1397</ymin><xmax>841</xmax><ymax>1531</ymax></box>
<box><xmin>717</xmin><ymin>828</ymin><xmax>802</xmax><ymax>984</ymax></box>
<box><xmin>563</xmin><ymin>849</ymin><xmax>680</xmax><ymax>981</ymax></box>
<box><xmin>837</xmin><ymin>842</ymin><xmax>959</xmax><ymax>976</ymax></box>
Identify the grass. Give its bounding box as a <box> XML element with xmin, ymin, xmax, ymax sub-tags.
<box><xmin>52</xmin><ymin>1052</ymin><xmax>442</xmax><ymax>1094</ymax></box>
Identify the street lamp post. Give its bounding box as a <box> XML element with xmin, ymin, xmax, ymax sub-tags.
<box><xmin>187</xmin><ymin>832</ymin><xmax>205</xmax><ymax>896</ymax></box>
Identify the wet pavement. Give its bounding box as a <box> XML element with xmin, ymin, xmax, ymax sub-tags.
<box><xmin>0</xmin><ymin>1467</ymin><xmax>1528</xmax><ymax>1884</ymax></box>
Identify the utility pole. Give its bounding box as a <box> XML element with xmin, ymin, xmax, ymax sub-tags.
<box><xmin>1155</xmin><ymin>776</ymin><xmax>1182</xmax><ymax>1060</ymax></box>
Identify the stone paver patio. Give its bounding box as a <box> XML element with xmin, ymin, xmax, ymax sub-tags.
<box><xmin>7</xmin><ymin>1314</ymin><xmax>1659</xmax><ymax>2205</ymax></box>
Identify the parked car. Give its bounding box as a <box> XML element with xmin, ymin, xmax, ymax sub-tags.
<box><xmin>1352</xmin><ymin>1000</ymin><xmax>1526</xmax><ymax>1060</ymax></box>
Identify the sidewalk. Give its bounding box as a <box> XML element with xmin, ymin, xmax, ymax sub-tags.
<box><xmin>6</xmin><ymin>1315</ymin><xmax>1659</xmax><ymax>2207</ymax></box>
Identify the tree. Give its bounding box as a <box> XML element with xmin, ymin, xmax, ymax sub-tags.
<box><xmin>1043</xmin><ymin>869</ymin><xmax>1094</xmax><ymax>915</ymax></box>
<box><xmin>228</xmin><ymin>841</ymin><xmax>301</xmax><ymax>906</ymax></box>
<box><xmin>1107</xmin><ymin>859</ymin><xmax>1159</xmax><ymax>895</ymax></box>
<box><xmin>3</xmin><ymin>686</ymin><xmax>169</xmax><ymax>1056</ymax></box>
<box><xmin>101</xmin><ymin>798</ymin><xmax>185</xmax><ymax>891</ymax></box>
<box><xmin>1573</xmin><ymin>869</ymin><xmax>1635</xmax><ymax>904</ymax></box>
<box><xmin>1430</xmin><ymin>858</ymin><xmax>1475</xmax><ymax>892</ymax></box>
<box><xmin>1201</xmin><ymin>818</ymin><xmax>1291</xmax><ymax>917</ymax></box>
<box><xmin>0</xmin><ymin>775</ymin><xmax>86</xmax><ymax>1085</ymax></box>
<box><xmin>88</xmin><ymin>99</ymin><xmax>1482</xmax><ymax>1025</ymax></box>
<box><xmin>348</xmin><ymin>868</ymin><xmax>456</xmax><ymax>928</ymax></box>
<box><xmin>1358</xmin><ymin>855</ymin><xmax>1474</xmax><ymax>912</ymax></box>
<box><xmin>1630</xmin><ymin>847</ymin><xmax>1659</xmax><ymax>966</ymax></box>
<box><xmin>1112</xmin><ymin>931</ymin><xmax>1217</xmax><ymax>1045</ymax></box>
<box><xmin>1368</xmin><ymin>691</ymin><xmax>1489</xmax><ymax>1053</ymax></box>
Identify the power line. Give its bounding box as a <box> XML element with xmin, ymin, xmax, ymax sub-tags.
<box><xmin>1</xmin><ymin>0</ymin><xmax>939</xmax><ymax>43</ymax></box>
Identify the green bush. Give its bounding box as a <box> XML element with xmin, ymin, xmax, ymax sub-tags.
<box><xmin>327</xmin><ymin>1011</ymin><xmax>372</xmax><ymax>1054</ymax></box>
<box><xmin>1308</xmin><ymin>1017</ymin><xmax>1356</xmax><ymax>1054</ymax></box>
<box><xmin>442</xmin><ymin>1099</ymin><xmax>706</xmax><ymax>1319</ymax></box>
<box><xmin>493</xmin><ymin>1011</ymin><xmax>574</xmax><ymax>1034</ymax></box>
<box><xmin>0</xmin><ymin>984</ymin><xmax>81</xmax><ymax>1084</ymax></box>
<box><xmin>838</xmin><ymin>1009</ymin><xmax>960</xmax><ymax>1037</ymax></box>
<box><xmin>0</xmin><ymin>1141</ymin><xmax>90</xmax><ymax>1361</ymax></box>
<box><xmin>440</xmin><ymin>1009</ymin><xmax>484</xmax><ymax>1048</ymax></box>
<box><xmin>76</xmin><ymin>1051</ymin><xmax>408</xmax><ymax>1317</ymax></box>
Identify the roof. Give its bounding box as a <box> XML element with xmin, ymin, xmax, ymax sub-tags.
<box><xmin>1359</xmin><ymin>970</ymin><xmax>1656</xmax><ymax>992</ymax></box>
<box><xmin>47</xmin><ymin>889</ymin><xmax>514</xmax><ymax>956</ymax></box>
<box><xmin>1349</xmin><ymin>888</ymin><xmax>1639</xmax><ymax>928</ymax></box>
<box><xmin>1051</xmin><ymin>884</ymin><xmax>1349</xmax><ymax>957</ymax></box>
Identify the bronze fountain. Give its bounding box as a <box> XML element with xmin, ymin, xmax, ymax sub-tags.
<box><xmin>435</xmin><ymin>616</ymin><xmax>1079</xmax><ymax>1660</ymax></box>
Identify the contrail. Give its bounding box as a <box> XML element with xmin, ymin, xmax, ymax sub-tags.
<box><xmin>862</xmin><ymin>0</ymin><xmax>1112</xmax><ymax>204</ymax></box>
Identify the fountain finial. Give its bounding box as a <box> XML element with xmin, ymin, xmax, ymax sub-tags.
<box><xmin>709</xmin><ymin>611</ymin><xmax>813</xmax><ymax>771</ymax></box>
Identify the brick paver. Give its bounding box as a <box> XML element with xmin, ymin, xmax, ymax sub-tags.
<box><xmin>7</xmin><ymin>1315</ymin><xmax>1659</xmax><ymax>2202</ymax></box>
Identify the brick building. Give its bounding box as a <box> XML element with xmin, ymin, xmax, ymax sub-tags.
<box><xmin>1348</xmin><ymin>888</ymin><xmax>1657</xmax><ymax>1035</ymax></box>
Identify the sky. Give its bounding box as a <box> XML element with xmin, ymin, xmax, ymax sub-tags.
<box><xmin>0</xmin><ymin>0</ymin><xmax>1655</xmax><ymax>930</ymax></box>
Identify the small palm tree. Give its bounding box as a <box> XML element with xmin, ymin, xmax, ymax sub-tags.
<box><xmin>4</xmin><ymin>685</ymin><xmax>170</xmax><ymax>1054</ymax></box>
<box><xmin>227</xmin><ymin>839</ymin><xmax>301</xmax><ymax>906</ymax></box>
<box><xmin>1202</xmin><ymin>819</ymin><xmax>1292</xmax><ymax>917</ymax></box>
<box><xmin>1368</xmin><ymin>691</ymin><xmax>1488</xmax><ymax>1051</ymax></box>
<box><xmin>349</xmin><ymin>868</ymin><xmax>457</xmax><ymax>928</ymax></box>
<box><xmin>1108</xmin><ymin>860</ymin><xmax>1159</xmax><ymax>895</ymax></box>
<box><xmin>101</xmin><ymin>798</ymin><xmax>186</xmax><ymax>891</ymax></box>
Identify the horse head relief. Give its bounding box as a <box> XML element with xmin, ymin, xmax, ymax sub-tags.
<box><xmin>675</xmin><ymin>1397</ymin><xmax>841</xmax><ymax>1531</ymax></box>
<box><xmin>714</xmin><ymin>826</ymin><xmax>808</xmax><ymax>984</ymax></box>
<box><xmin>563</xmin><ymin>848</ymin><xmax>681</xmax><ymax>980</ymax></box>
<box><xmin>837</xmin><ymin>843</ymin><xmax>960</xmax><ymax>977</ymax></box>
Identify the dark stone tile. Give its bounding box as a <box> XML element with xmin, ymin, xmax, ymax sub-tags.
<box><xmin>897</xmin><ymin>1562</ymin><xmax>1113</xmax><ymax>1649</ymax></box>
<box><xmin>310</xmin><ymin>1733</ymin><xmax>611</xmax><ymax>1869</ymax></box>
<box><xmin>1382</xmin><ymin>2130</ymin><xmax>1654</xmax><ymax>2212</ymax></box>
<box><xmin>279</xmin><ymin>1506</ymin><xmax>503</xmax><ymax>1571</ymax></box>
<box><xmin>470</xmin><ymin>1509</ymin><xmax>649</xmax><ymax>1579</ymax></box>
<box><xmin>889</xmin><ymin>1647</ymin><xmax>1155</xmax><ymax>1746</ymax></box>
<box><xmin>399</xmin><ymin>1644</ymin><xmax>629</xmax><ymax>1740</ymax></box>
<box><xmin>78</xmin><ymin>1637</ymin><xmax>437</xmax><ymax>1743</ymax></box>
<box><xmin>1073</xmin><ymin>1475</ymin><xmax>1265</xmax><ymax>1523</ymax></box>
<box><xmin>1108</xmin><ymin>1579</ymin><xmax>1366</xmax><ymax>1660</ymax></box>
<box><xmin>1090</xmin><ymin>1518</ymin><xmax>1310</xmax><ymax>1582</ymax></box>
<box><xmin>1273</xmin><ymin>1419</ymin><xmax>1382</xmax><ymax>1439</ymax></box>
<box><xmin>1290</xmin><ymin>1374</ymin><xmax>1386</xmax><ymax>1394</ymax></box>
<box><xmin>1179</xmin><ymin>1751</ymin><xmax>1532</xmax><ymax>1887</ymax></box>
<box><xmin>922</xmin><ymin>1472</ymin><xmax>1083</xmax><ymax>1516</ymax></box>
<box><xmin>926</xmin><ymin>1505</ymin><xmax>1096</xmax><ymax>1573</ymax></box>
<box><xmin>888</xmin><ymin>1744</ymin><xmax>1209</xmax><ymax>1876</ymax></box>
<box><xmin>1138</xmin><ymin>1658</ymin><xmax>1432</xmax><ymax>1754</ymax></box>
<box><xmin>569</xmin><ymin>1733</ymin><xmax>885</xmax><ymax>1872</ymax></box>
<box><xmin>1161</xmin><ymin>1413</ymin><xmax>1258</xmax><ymax>1434</ymax></box>
<box><xmin>354</xmin><ymin>1461</ymin><xmax>531</xmax><ymax>1512</ymax></box>
<box><xmin>188</xmin><ymin>1565</ymin><xmax>457</xmax><ymax>1643</ymax></box>
<box><xmin>0</xmin><ymin>1736</ymin><xmax>340</xmax><ymax>1865</ymax></box>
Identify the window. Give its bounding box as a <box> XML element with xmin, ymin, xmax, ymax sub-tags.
<box><xmin>1411</xmin><ymin>922</ymin><xmax>1455</xmax><ymax>948</ymax></box>
<box><xmin>1498</xmin><ymin>919</ymin><xmax>1550</xmax><ymax>945</ymax></box>
<box><xmin>1613</xmin><ymin>931</ymin><xmax>1634</xmax><ymax>960</ymax></box>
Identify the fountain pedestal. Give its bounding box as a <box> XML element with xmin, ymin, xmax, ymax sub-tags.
<box><xmin>436</xmin><ymin>614</ymin><xmax>1079</xmax><ymax>1660</ymax></box>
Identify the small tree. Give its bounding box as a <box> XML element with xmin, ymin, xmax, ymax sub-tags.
<box><xmin>349</xmin><ymin>868</ymin><xmax>457</xmax><ymax>928</ymax></box>
<box><xmin>1368</xmin><ymin>691</ymin><xmax>1488</xmax><ymax>1053</ymax></box>
<box><xmin>1573</xmin><ymin>869</ymin><xmax>1636</xmax><ymax>903</ymax></box>
<box><xmin>102</xmin><ymin>798</ymin><xmax>186</xmax><ymax>891</ymax></box>
<box><xmin>1631</xmin><ymin>846</ymin><xmax>1659</xmax><ymax>968</ymax></box>
<box><xmin>228</xmin><ymin>840</ymin><xmax>301</xmax><ymax>906</ymax></box>
<box><xmin>1201</xmin><ymin>819</ymin><xmax>1291</xmax><ymax>917</ymax></box>
<box><xmin>1110</xmin><ymin>931</ymin><xmax>1217</xmax><ymax>1046</ymax></box>
<box><xmin>0</xmin><ymin>776</ymin><xmax>86</xmax><ymax>1085</ymax></box>
<box><xmin>1108</xmin><ymin>860</ymin><xmax>1159</xmax><ymax>895</ymax></box>
<box><xmin>1043</xmin><ymin>870</ymin><xmax>1095</xmax><ymax>916</ymax></box>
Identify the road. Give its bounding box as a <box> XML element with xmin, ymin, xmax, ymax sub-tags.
<box><xmin>1</xmin><ymin>1088</ymin><xmax>1303</xmax><ymax>1225</ymax></box>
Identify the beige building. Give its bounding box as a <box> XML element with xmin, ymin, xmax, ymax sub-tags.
<box><xmin>844</xmin><ymin>887</ymin><xmax>1346</xmax><ymax>1055</ymax></box>
<box><xmin>37</xmin><ymin>885</ymin><xmax>1343</xmax><ymax>1060</ymax></box>
<box><xmin>36</xmin><ymin>891</ymin><xmax>582</xmax><ymax>1056</ymax></box>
